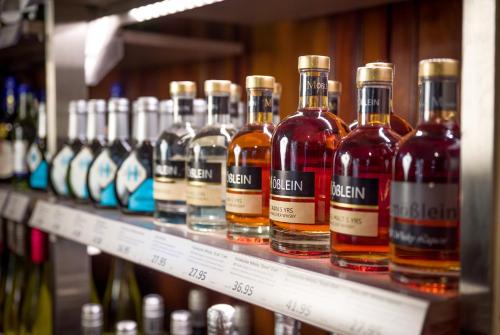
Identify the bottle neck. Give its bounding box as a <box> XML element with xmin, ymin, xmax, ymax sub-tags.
<box><xmin>207</xmin><ymin>94</ymin><xmax>230</xmax><ymax>125</ymax></box>
<box><xmin>30</xmin><ymin>228</ymin><xmax>46</xmax><ymax>264</ymax></box>
<box><xmin>357</xmin><ymin>83</ymin><xmax>391</xmax><ymax>126</ymax></box>
<box><xmin>18</xmin><ymin>92</ymin><xmax>29</xmax><ymax>120</ymax></box>
<box><xmin>298</xmin><ymin>70</ymin><xmax>329</xmax><ymax>110</ymax></box>
<box><xmin>87</xmin><ymin>112</ymin><xmax>106</xmax><ymax>141</ymax></box>
<box><xmin>328</xmin><ymin>92</ymin><xmax>340</xmax><ymax>116</ymax></box>
<box><xmin>136</xmin><ymin>110</ymin><xmax>158</xmax><ymax>144</ymax></box>
<box><xmin>108</xmin><ymin>112</ymin><xmax>129</xmax><ymax>142</ymax></box>
<box><xmin>173</xmin><ymin>95</ymin><xmax>194</xmax><ymax>124</ymax></box>
<box><xmin>247</xmin><ymin>88</ymin><xmax>273</xmax><ymax>124</ymax></box>
<box><xmin>37</xmin><ymin>104</ymin><xmax>47</xmax><ymax>139</ymax></box>
<box><xmin>419</xmin><ymin>77</ymin><xmax>458</xmax><ymax>124</ymax></box>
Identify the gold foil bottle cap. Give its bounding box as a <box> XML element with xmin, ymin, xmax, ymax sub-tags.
<box><xmin>246</xmin><ymin>75</ymin><xmax>275</xmax><ymax>89</ymax></box>
<box><xmin>356</xmin><ymin>66</ymin><xmax>393</xmax><ymax>87</ymax></box>
<box><xmin>273</xmin><ymin>82</ymin><xmax>282</xmax><ymax>96</ymax></box>
<box><xmin>366</xmin><ymin>62</ymin><xmax>394</xmax><ymax>69</ymax></box>
<box><xmin>418</xmin><ymin>58</ymin><xmax>459</xmax><ymax>78</ymax></box>
<box><xmin>298</xmin><ymin>55</ymin><xmax>330</xmax><ymax>71</ymax></box>
<box><xmin>328</xmin><ymin>80</ymin><xmax>341</xmax><ymax>93</ymax></box>
<box><xmin>204</xmin><ymin>80</ymin><xmax>231</xmax><ymax>95</ymax></box>
<box><xmin>230</xmin><ymin>83</ymin><xmax>242</xmax><ymax>98</ymax></box>
<box><xmin>170</xmin><ymin>81</ymin><xmax>196</xmax><ymax>95</ymax></box>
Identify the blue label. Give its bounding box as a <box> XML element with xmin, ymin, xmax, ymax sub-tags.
<box><xmin>29</xmin><ymin>160</ymin><xmax>48</xmax><ymax>190</ymax></box>
<box><xmin>100</xmin><ymin>182</ymin><xmax>118</xmax><ymax>207</ymax></box>
<box><xmin>128</xmin><ymin>178</ymin><xmax>154</xmax><ymax>212</ymax></box>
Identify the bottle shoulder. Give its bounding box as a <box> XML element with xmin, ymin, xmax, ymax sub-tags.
<box><xmin>336</xmin><ymin>127</ymin><xmax>401</xmax><ymax>155</ymax></box>
<box><xmin>230</xmin><ymin>124</ymin><xmax>273</xmax><ymax>147</ymax></box>
<box><xmin>190</xmin><ymin>124</ymin><xmax>236</xmax><ymax>146</ymax></box>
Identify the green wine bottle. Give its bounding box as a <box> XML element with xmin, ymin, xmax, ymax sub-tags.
<box><xmin>102</xmin><ymin>259</ymin><xmax>142</xmax><ymax>333</ymax></box>
<box><xmin>19</xmin><ymin>228</ymin><xmax>52</xmax><ymax>335</ymax></box>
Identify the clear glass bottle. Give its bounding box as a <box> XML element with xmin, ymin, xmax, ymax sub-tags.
<box><xmin>170</xmin><ymin>310</ymin><xmax>192</xmax><ymax>335</ymax></box>
<box><xmin>187</xmin><ymin>80</ymin><xmax>236</xmax><ymax>232</ymax></box>
<box><xmin>188</xmin><ymin>289</ymin><xmax>207</xmax><ymax>335</ymax></box>
<box><xmin>154</xmin><ymin>82</ymin><xmax>198</xmax><ymax>224</ymax></box>
<box><xmin>327</xmin><ymin>80</ymin><xmax>350</xmax><ymax>134</ymax></box>
<box><xmin>116</xmin><ymin>97</ymin><xmax>158</xmax><ymax>215</ymax></box>
<box><xmin>270</xmin><ymin>55</ymin><xmax>345</xmax><ymax>257</ymax></box>
<box><xmin>229</xmin><ymin>83</ymin><xmax>244</xmax><ymax>129</ymax></box>
<box><xmin>330</xmin><ymin>66</ymin><xmax>401</xmax><ymax>271</ymax></box>
<box><xmin>226</xmin><ymin>75</ymin><xmax>275</xmax><ymax>243</ymax></box>
<box><xmin>49</xmin><ymin>100</ymin><xmax>87</xmax><ymax>197</ymax></box>
<box><xmin>88</xmin><ymin>98</ymin><xmax>131</xmax><ymax>208</ymax></box>
<box><xmin>0</xmin><ymin>77</ymin><xmax>17</xmax><ymax>182</ymax></box>
<box><xmin>159</xmin><ymin>99</ymin><xmax>173</xmax><ymax>132</ymax></box>
<box><xmin>68</xmin><ymin>99</ymin><xmax>107</xmax><ymax>202</ymax></box>
<box><xmin>116</xmin><ymin>321</ymin><xmax>138</xmax><ymax>335</ymax></box>
<box><xmin>193</xmin><ymin>99</ymin><xmax>207</xmax><ymax>129</ymax></box>
<box><xmin>390</xmin><ymin>58</ymin><xmax>460</xmax><ymax>292</ymax></box>
<box><xmin>27</xmin><ymin>101</ymin><xmax>49</xmax><ymax>191</ymax></box>
<box><xmin>206</xmin><ymin>304</ymin><xmax>234</xmax><ymax>335</ymax></box>
<box><xmin>81</xmin><ymin>303</ymin><xmax>103</xmax><ymax>335</ymax></box>
<box><xmin>274</xmin><ymin>313</ymin><xmax>301</xmax><ymax>335</ymax></box>
<box><xmin>272</xmin><ymin>82</ymin><xmax>282</xmax><ymax>124</ymax></box>
<box><xmin>143</xmin><ymin>294</ymin><xmax>164</xmax><ymax>335</ymax></box>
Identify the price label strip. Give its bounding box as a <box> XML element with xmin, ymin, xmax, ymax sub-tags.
<box><xmin>110</xmin><ymin>222</ymin><xmax>153</xmax><ymax>264</ymax></box>
<box><xmin>181</xmin><ymin>243</ymin><xmax>230</xmax><ymax>290</ymax></box>
<box><xmin>3</xmin><ymin>192</ymin><xmax>30</xmax><ymax>223</ymax></box>
<box><xmin>143</xmin><ymin>231</ymin><xmax>190</xmax><ymax>273</ymax></box>
<box><xmin>29</xmin><ymin>201</ymin><xmax>55</xmax><ymax>229</ymax></box>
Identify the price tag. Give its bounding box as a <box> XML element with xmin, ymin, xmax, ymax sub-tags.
<box><xmin>0</xmin><ymin>189</ymin><xmax>9</xmax><ymax>215</ymax></box>
<box><xmin>29</xmin><ymin>201</ymin><xmax>54</xmax><ymax>229</ymax></box>
<box><xmin>3</xmin><ymin>192</ymin><xmax>30</xmax><ymax>223</ymax></box>
<box><xmin>88</xmin><ymin>217</ymin><xmax>115</xmax><ymax>250</ymax></box>
<box><xmin>181</xmin><ymin>243</ymin><xmax>230</xmax><ymax>290</ymax></box>
<box><xmin>143</xmin><ymin>231</ymin><xmax>190</xmax><ymax>273</ymax></box>
<box><xmin>50</xmin><ymin>205</ymin><xmax>75</xmax><ymax>235</ymax></box>
<box><xmin>111</xmin><ymin>222</ymin><xmax>152</xmax><ymax>263</ymax></box>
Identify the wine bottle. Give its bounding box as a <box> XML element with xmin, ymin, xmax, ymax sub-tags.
<box><xmin>188</xmin><ymin>289</ymin><xmax>207</xmax><ymax>335</ymax></box>
<box><xmin>27</xmin><ymin>101</ymin><xmax>48</xmax><ymax>191</ymax></box>
<box><xmin>116</xmin><ymin>321</ymin><xmax>138</xmax><ymax>335</ymax></box>
<box><xmin>19</xmin><ymin>228</ymin><xmax>52</xmax><ymax>335</ymax></box>
<box><xmin>206</xmin><ymin>304</ymin><xmax>235</xmax><ymax>335</ymax></box>
<box><xmin>274</xmin><ymin>313</ymin><xmax>301</xmax><ymax>335</ymax></box>
<box><xmin>170</xmin><ymin>310</ymin><xmax>192</xmax><ymax>335</ymax></box>
<box><xmin>102</xmin><ymin>259</ymin><xmax>142</xmax><ymax>333</ymax></box>
<box><xmin>233</xmin><ymin>304</ymin><xmax>250</xmax><ymax>335</ymax></box>
<box><xmin>82</xmin><ymin>303</ymin><xmax>103</xmax><ymax>335</ymax></box>
<box><xmin>143</xmin><ymin>294</ymin><xmax>164</xmax><ymax>335</ymax></box>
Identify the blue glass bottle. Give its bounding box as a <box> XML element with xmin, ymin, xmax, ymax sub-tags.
<box><xmin>27</xmin><ymin>101</ymin><xmax>48</xmax><ymax>191</ymax></box>
<box><xmin>115</xmin><ymin>97</ymin><xmax>158</xmax><ymax>215</ymax></box>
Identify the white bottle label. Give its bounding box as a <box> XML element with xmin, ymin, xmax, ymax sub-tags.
<box><xmin>13</xmin><ymin>139</ymin><xmax>28</xmax><ymax>174</ymax></box>
<box><xmin>0</xmin><ymin>140</ymin><xmax>13</xmax><ymax>178</ymax></box>
<box><xmin>88</xmin><ymin>150</ymin><xmax>117</xmax><ymax>201</ymax></box>
<box><xmin>27</xmin><ymin>142</ymin><xmax>42</xmax><ymax>172</ymax></box>
<box><xmin>116</xmin><ymin>153</ymin><xmax>147</xmax><ymax>194</ymax></box>
<box><xmin>69</xmin><ymin>147</ymin><xmax>93</xmax><ymax>199</ymax></box>
<box><xmin>50</xmin><ymin>146</ymin><xmax>74</xmax><ymax>195</ymax></box>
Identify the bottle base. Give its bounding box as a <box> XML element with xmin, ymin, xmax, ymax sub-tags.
<box><xmin>227</xmin><ymin>222</ymin><xmax>269</xmax><ymax>244</ymax></box>
<box><xmin>187</xmin><ymin>206</ymin><xmax>227</xmax><ymax>232</ymax></box>
<box><xmin>154</xmin><ymin>212</ymin><xmax>186</xmax><ymax>225</ymax></box>
<box><xmin>389</xmin><ymin>262</ymin><xmax>459</xmax><ymax>293</ymax></box>
<box><xmin>330</xmin><ymin>252</ymin><xmax>388</xmax><ymax>272</ymax></box>
<box><xmin>270</xmin><ymin>225</ymin><xmax>329</xmax><ymax>257</ymax></box>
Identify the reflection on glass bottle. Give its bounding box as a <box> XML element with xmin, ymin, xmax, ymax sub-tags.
<box><xmin>116</xmin><ymin>97</ymin><xmax>158</xmax><ymax>215</ymax></box>
<box><xmin>27</xmin><ymin>101</ymin><xmax>49</xmax><ymax>191</ymax></box>
<box><xmin>187</xmin><ymin>80</ymin><xmax>236</xmax><ymax>232</ymax></box>
<box><xmin>88</xmin><ymin>98</ymin><xmax>131</xmax><ymax>208</ymax></box>
<box><xmin>0</xmin><ymin>77</ymin><xmax>17</xmax><ymax>182</ymax></box>
<box><xmin>49</xmin><ymin>100</ymin><xmax>87</xmax><ymax>197</ymax></box>
<box><xmin>68</xmin><ymin>99</ymin><xmax>107</xmax><ymax>202</ymax></box>
<box><xmin>154</xmin><ymin>82</ymin><xmax>198</xmax><ymax>224</ymax></box>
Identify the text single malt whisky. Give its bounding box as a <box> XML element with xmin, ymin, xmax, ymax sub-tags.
<box><xmin>270</xmin><ymin>55</ymin><xmax>345</xmax><ymax>256</ymax></box>
<box><xmin>327</xmin><ymin>80</ymin><xmax>350</xmax><ymax>134</ymax></box>
<box><xmin>154</xmin><ymin>81</ymin><xmax>198</xmax><ymax>224</ymax></box>
<box><xmin>349</xmin><ymin>62</ymin><xmax>413</xmax><ymax>136</ymax></box>
<box><xmin>226</xmin><ymin>75</ymin><xmax>275</xmax><ymax>243</ymax></box>
<box><xmin>187</xmin><ymin>80</ymin><xmax>237</xmax><ymax>232</ymax></box>
<box><xmin>390</xmin><ymin>59</ymin><xmax>460</xmax><ymax>291</ymax></box>
<box><xmin>87</xmin><ymin>98</ymin><xmax>131</xmax><ymax>208</ymax></box>
<box><xmin>116</xmin><ymin>97</ymin><xmax>158</xmax><ymax>215</ymax></box>
<box><xmin>330</xmin><ymin>66</ymin><xmax>401</xmax><ymax>271</ymax></box>
<box><xmin>272</xmin><ymin>82</ymin><xmax>282</xmax><ymax>124</ymax></box>
<box><xmin>49</xmin><ymin>100</ymin><xmax>87</xmax><ymax>197</ymax></box>
<box><xmin>27</xmin><ymin>101</ymin><xmax>48</xmax><ymax>191</ymax></box>
<box><xmin>68</xmin><ymin>99</ymin><xmax>107</xmax><ymax>202</ymax></box>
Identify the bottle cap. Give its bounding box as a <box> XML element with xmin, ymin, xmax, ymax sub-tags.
<box><xmin>188</xmin><ymin>288</ymin><xmax>208</xmax><ymax>312</ymax></box>
<box><xmin>136</xmin><ymin>96</ymin><xmax>159</xmax><ymax>113</ymax></box>
<box><xmin>328</xmin><ymin>80</ymin><xmax>341</xmax><ymax>93</ymax></box>
<box><xmin>170</xmin><ymin>81</ymin><xmax>196</xmax><ymax>95</ymax></box>
<box><xmin>108</xmin><ymin>97</ymin><xmax>129</xmax><ymax>114</ymax></box>
<box><xmin>230</xmin><ymin>83</ymin><xmax>242</xmax><ymax>99</ymax></box>
<box><xmin>159</xmin><ymin>99</ymin><xmax>173</xmax><ymax>114</ymax></box>
<box><xmin>143</xmin><ymin>294</ymin><xmax>164</xmax><ymax>319</ymax></box>
<box><xmin>298</xmin><ymin>55</ymin><xmax>330</xmax><ymax>71</ymax></box>
<box><xmin>81</xmin><ymin>303</ymin><xmax>103</xmax><ymax>328</ymax></box>
<box><xmin>246</xmin><ymin>76</ymin><xmax>275</xmax><ymax>90</ymax></box>
<box><xmin>87</xmin><ymin>99</ymin><xmax>106</xmax><ymax>114</ymax></box>
<box><xmin>116</xmin><ymin>320</ymin><xmax>138</xmax><ymax>335</ymax></box>
<box><xmin>170</xmin><ymin>310</ymin><xmax>192</xmax><ymax>335</ymax></box>
<box><xmin>418</xmin><ymin>58</ymin><xmax>459</xmax><ymax>78</ymax></box>
<box><xmin>204</xmin><ymin>80</ymin><xmax>231</xmax><ymax>95</ymax></box>
<box><xmin>273</xmin><ymin>82</ymin><xmax>282</xmax><ymax>96</ymax></box>
<box><xmin>274</xmin><ymin>313</ymin><xmax>301</xmax><ymax>335</ymax></box>
<box><xmin>207</xmin><ymin>304</ymin><xmax>235</xmax><ymax>334</ymax></box>
<box><xmin>366</xmin><ymin>61</ymin><xmax>394</xmax><ymax>70</ymax></box>
<box><xmin>356</xmin><ymin>66</ymin><xmax>393</xmax><ymax>87</ymax></box>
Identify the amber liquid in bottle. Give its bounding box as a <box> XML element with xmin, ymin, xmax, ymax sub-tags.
<box><xmin>226</xmin><ymin>82</ymin><xmax>274</xmax><ymax>243</ymax></box>
<box><xmin>270</xmin><ymin>68</ymin><xmax>345</xmax><ymax>257</ymax></box>
<box><xmin>331</xmin><ymin>80</ymin><xmax>401</xmax><ymax>271</ymax></box>
<box><xmin>328</xmin><ymin>91</ymin><xmax>350</xmax><ymax>134</ymax></box>
<box><xmin>390</xmin><ymin>72</ymin><xmax>460</xmax><ymax>292</ymax></box>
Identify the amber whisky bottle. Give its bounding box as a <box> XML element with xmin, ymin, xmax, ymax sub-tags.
<box><xmin>270</xmin><ymin>55</ymin><xmax>345</xmax><ymax>257</ymax></box>
<box><xmin>348</xmin><ymin>62</ymin><xmax>413</xmax><ymax>136</ymax></box>
<box><xmin>330</xmin><ymin>66</ymin><xmax>401</xmax><ymax>271</ymax></box>
<box><xmin>327</xmin><ymin>80</ymin><xmax>350</xmax><ymax>134</ymax></box>
<box><xmin>390</xmin><ymin>59</ymin><xmax>460</xmax><ymax>292</ymax></box>
<box><xmin>226</xmin><ymin>75</ymin><xmax>275</xmax><ymax>244</ymax></box>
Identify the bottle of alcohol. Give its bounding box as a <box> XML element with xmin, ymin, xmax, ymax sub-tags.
<box><xmin>188</xmin><ymin>289</ymin><xmax>207</xmax><ymax>335</ymax></box>
<box><xmin>226</xmin><ymin>75</ymin><xmax>275</xmax><ymax>243</ymax></box>
<box><xmin>68</xmin><ymin>99</ymin><xmax>106</xmax><ymax>202</ymax></box>
<box><xmin>186</xmin><ymin>80</ymin><xmax>236</xmax><ymax>232</ymax></box>
<box><xmin>274</xmin><ymin>313</ymin><xmax>301</xmax><ymax>335</ymax></box>
<box><xmin>116</xmin><ymin>321</ymin><xmax>138</xmax><ymax>335</ymax></box>
<box><xmin>330</xmin><ymin>66</ymin><xmax>401</xmax><ymax>271</ymax></box>
<box><xmin>88</xmin><ymin>98</ymin><xmax>131</xmax><ymax>208</ymax></box>
<box><xmin>233</xmin><ymin>304</ymin><xmax>250</xmax><ymax>335</ymax></box>
<box><xmin>170</xmin><ymin>310</ymin><xmax>192</xmax><ymax>335</ymax></box>
<box><xmin>159</xmin><ymin>99</ymin><xmax>173</xmax><ymax>132</ymax></box>
<box><xmin>27</xmin><ymin>101</ymin><xmax>48</xmax><ymax>191</ymax></box>
<box><xmin>115</xmin><ymin>97</ymin><xmax>158</xmax><ymax>214</ymax></box>
<box><xmin>11</xmin><ymin>84</ymin><xmax>36</xmax><ymax>188</ymax></box>
<box><xmin>49</xmin><ymin>100</ymin><xmax>87</xmax><ymax>197</ymax></box>
<box><xmin>131</xmin><ymin>99</ymin><xmax>139</xmax><ymax>148</ymax></box>
<box><xmin>81</xmin><ymin>303</ymin><xmax>103</xmax><ymax>335</ymax></box>
<box><xmin>390</xmin><ymin>59</ymin><xmax>460</xmax><ymax>291</ymax></box>
<box><xmin>143</xmin><ymin>294</ymin><xmax>164</xmax><ymax>335</ymax></box>
<box><xmin>19</xmin><ymin>228</ymin><xmax>52</xmax><ymax>335</ymax></box>
<box><xmin>102</xmin><ymin>259</ymin><xmax>142</xmax><ymax>333</ymax></box>
<box><xmin>229</xmin><ymin>83</ymin><xmax>244</xmax><ymax>128</ymax></box>
<box><xmin>193</xmin><ymin>99</ymin><xmax>207</xmax><ymax>130</ymax></box>
<box><xmin>348</xmin><ymin>62</ymin><xmax>413</xmax><ymax>136</ymax></box>
<box><xmin>206</xmin><ymin>304</ymin><xmax>234</xmax><ymax>335</ymax></box>
<box><xmin>272</xmin><ymin>82</ymin><xmax>282</xmax><ymax>124</ymax></box>
<box><xmin>0</xmin><ymin>77</ymin><xmax>17</xmax><ymax>182</ymax></box>
<box><xmin>270</xmin><ymin>55</ymin><xmax>345</xmax><ymax>256</ymax></box>
<box><xmin>154</xmin><ymin>82</ymin><xmax>197</xmax><ymax>224</ymax></box>
<box><xmin>327</xmin><ymin>80</ymin><xmax>350</xmax><ymax>134</ymax></box>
